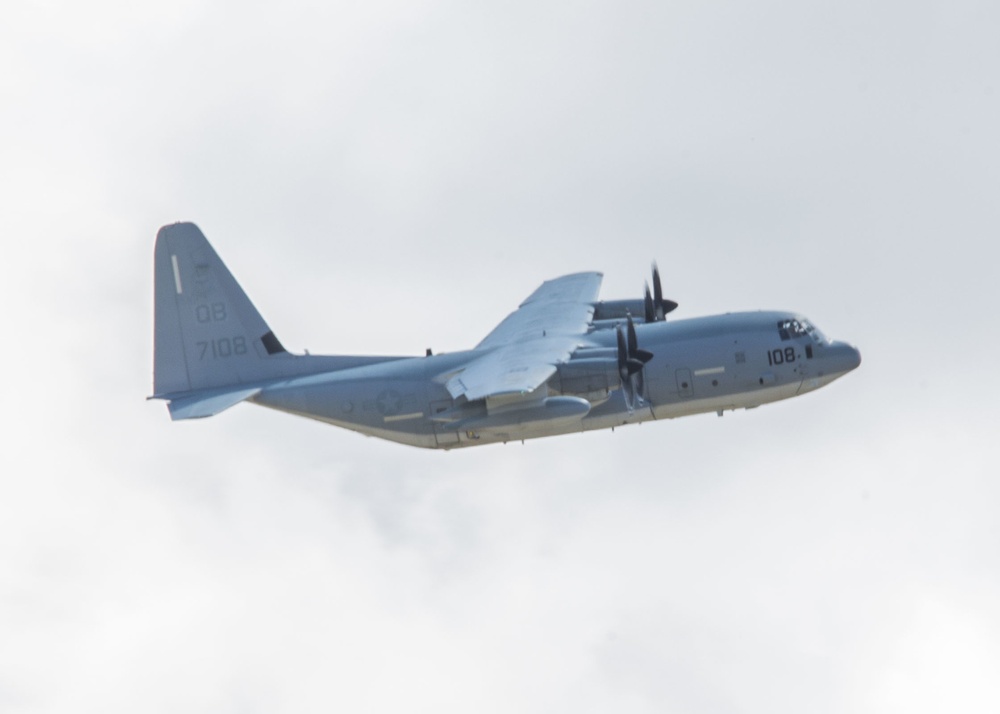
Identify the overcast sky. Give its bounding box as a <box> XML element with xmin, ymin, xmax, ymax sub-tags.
<box><xmin>2</xmin><ymin>1</ymin><xmax>999</xmax><ymax>712</ymax></box>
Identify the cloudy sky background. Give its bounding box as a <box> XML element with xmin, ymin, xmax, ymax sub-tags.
<box><xmin>2</xmin><ymin>1</ymin><xmax>998</xmax><ymax>711</ymax></box>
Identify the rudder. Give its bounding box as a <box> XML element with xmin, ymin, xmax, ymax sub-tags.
<box><xmin>153</xmin><ymin>222</ymin><xmax>291</xmax><ymax>396</ymax></box>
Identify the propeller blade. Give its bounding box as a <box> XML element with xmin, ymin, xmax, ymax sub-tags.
<box><xmin>616</xmin><ymin>325</ymin><xmax>629</xmax><ymax>379</ymax></box>
<box><xmin>627</xmin><ymin>315</ymin><xmax>654</xmax><ymax>364</ymax></box>
<box><xmin>644</xmin><ymin>284</ymin><xmax>655</xmax><ymax>324</ymax></box>
<box><xmin>652</xmin><ymin>263</ymin><xmax>663</xmax><ymax>314</ymax></box>
<box><xmin>634</xmin><ymin>348</ymin><xmax>654</xmax><ymax>364</ymax></box>
<box><xmin>616</xmin><ymin>325</ymin><xmax>641</xmax><ymax>413</ymax></box>
<box><xmin>617</xmin><ymin>327</ymin><xmax>643</xmax><ymax>376</ymax></box>
<box><xmin>650</xmin><ymin>262</ymin><xmax>678</xmax><ymax>318</ymax></box>
<box><xmin>630</xmin><ymin>315</ymin><xmax>651</xmax><ymax>405</ymax></box>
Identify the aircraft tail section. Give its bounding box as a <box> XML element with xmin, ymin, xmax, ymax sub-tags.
<box><xmin>153</xmin><ymin>222</ymin><xmax>294</xmax><ymax>403</ymax></box>
<box><xmin>166</xmin><ymin>386</ymin><xmax>263</xmax><ymax>420</ymax></box>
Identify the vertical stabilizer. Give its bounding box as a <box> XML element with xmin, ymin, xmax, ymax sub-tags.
<box><xmin>153</xmin><ymin>222</ymin><xmax>291</xmax><ymax>396</ymax></box>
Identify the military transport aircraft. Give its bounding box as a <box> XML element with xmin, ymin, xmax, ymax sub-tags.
<box><xmin>151</xmin><ymin>223</ymin><xmax>860</xmax><ymax>449</ymax></box>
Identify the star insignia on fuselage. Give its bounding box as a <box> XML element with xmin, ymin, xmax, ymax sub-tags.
<box><xmin>375</xmin><ymin>389</ymin><xmax>402</xmax><ymax>416</ymax></box>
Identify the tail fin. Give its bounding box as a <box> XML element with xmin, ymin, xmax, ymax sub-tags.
<box><xmin>153</xmin><ymin>222</ymin><xmax>292</xmax><ymax>408</ymax></box>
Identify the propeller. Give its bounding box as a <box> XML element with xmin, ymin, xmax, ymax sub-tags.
<box><xmin>643</xmin><ymin>263</ymin><xmax>679</xmax><ymax>322</ymax></box>
<box><xmin>616</xmin><ymin>315</ymin><xmax>654</xmax><ymax>412</ymax></box>
<box><xmin>627</xmin><ymin>314</ymin><xmax>654</xmax><ymax>365</ymax></box>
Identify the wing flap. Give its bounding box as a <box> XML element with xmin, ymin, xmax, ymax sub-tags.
<box><xmin>446</xmin><ymin>336</ymin><xmax>581</xmax><ymax>401</ymax></box>
<box><xmin>445</xmin><ymin>272</ymin><xmax>604</xmax><ymax>402</ymax></box>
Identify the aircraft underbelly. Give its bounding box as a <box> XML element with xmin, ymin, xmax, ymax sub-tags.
<box><xmin>254</xmin><ymin>377</ymin><xmax>439</xmax><ymax>447</ymax></box>
<box><xmin>651</xmin><ymin>380</ymin><xmax>803</xmax><ymax>419</ymax></box>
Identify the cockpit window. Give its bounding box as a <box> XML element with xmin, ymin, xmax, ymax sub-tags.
<box><xmin>777</xmin><ymin>319</ymin><xmax>827</xmax><ymax>343</ymax></box>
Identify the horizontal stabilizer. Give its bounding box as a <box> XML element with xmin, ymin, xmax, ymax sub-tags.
<box><xmin>166</xmin><ymin>387</ymin><xmax>262</xmax><ymax>420</ymax></box>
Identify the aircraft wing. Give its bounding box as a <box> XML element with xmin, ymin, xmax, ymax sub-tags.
<box><xmin>445</xmin><ymin>272</ymin><xmax>603</xmax><ymax>401</ymax></box>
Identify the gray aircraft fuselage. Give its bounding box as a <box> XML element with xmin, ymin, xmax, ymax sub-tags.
<box><xmin>250</xmin><ymin>311</ymin><xmax>860</xmax><ymax>449</ymax></box>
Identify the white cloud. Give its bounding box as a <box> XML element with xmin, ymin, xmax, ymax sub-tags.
<box><xmin>1</xmin><ymin>1</ymin><xmax>998</xmax><ymax>712</ymax></box>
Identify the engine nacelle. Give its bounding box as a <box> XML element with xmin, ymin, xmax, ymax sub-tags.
<box><xmin>592</xmin><ymin>299</ymin><xmax>647</xmax><ymax>321</ymax></box>
<box><xmin>550</xmin><ymin>358</ymin><xmax>621</xmax><ymax>404</ymax></box>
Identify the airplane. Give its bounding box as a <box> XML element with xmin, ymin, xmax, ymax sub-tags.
<box><xmin>150</xmin><ymin>222</ymin><xmax>861</xmax><ymax>449</ymax></box>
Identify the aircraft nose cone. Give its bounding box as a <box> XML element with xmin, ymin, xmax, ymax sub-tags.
<box><xmin>828</xmin><ymin>341</ymin><xmax>861</xmax><ymax>373</ymax></box>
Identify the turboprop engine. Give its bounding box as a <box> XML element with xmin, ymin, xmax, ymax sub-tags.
<box><xmin>551</xmin><ymin>315</ymin><xmax>654</xmax><ymax>412</ymax></box>
<box><xmin>551</xmin><ymin>357</ymin><xmax>621</xmax><ymax>404</ymax></box>
<box><xmin>592</xmin><ymin>263</ymin><xmax>678</xmax><ymax>324</ymax></box>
